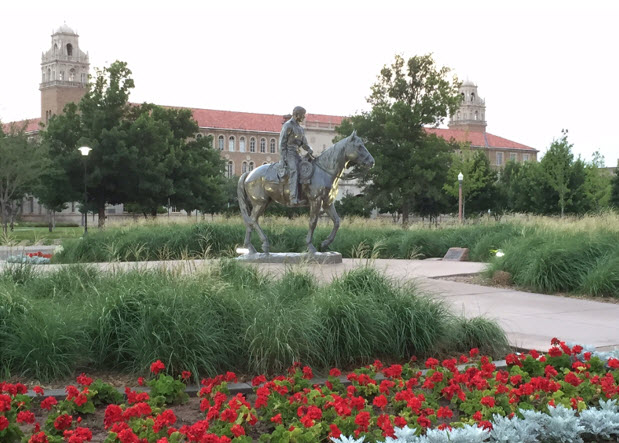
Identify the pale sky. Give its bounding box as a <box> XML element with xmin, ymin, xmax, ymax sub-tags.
<box><xmin>1</xmin><ymin>0</ymin><xmax>618</xmax><ymax>166</ymax></box>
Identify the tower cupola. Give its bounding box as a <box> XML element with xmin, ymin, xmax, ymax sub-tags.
<box><xmin>448</xmin><ymin>80</ymin><xmax>487</xmax><ymax>132</ymax></box>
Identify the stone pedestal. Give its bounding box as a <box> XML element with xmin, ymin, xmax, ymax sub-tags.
<box><xmin>235</xmin><ymin>252</ymin><xmax>342</xmax><ymax>264</ymax></box>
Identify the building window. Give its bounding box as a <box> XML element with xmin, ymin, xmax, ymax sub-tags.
<box><xmin>242</xmin><ymin>161</ymin><xmax>248</xmax><ymax>173</ymax></box>
<box><xmin>30</xmin><ymin>197</ymin><xmax>34</xmax><ymax>213</ymax></box>
<box><xmin>71</xmin><ymin>201</ymin><xmax>75</xmax><ymax>212</ymax></box>
<box><xmin>249</xmin><ymin>161</ymin><xmax>254</xmax><ymax>171</ymax></box>
<box><xmin>262</xmin><ymin>162</ymin><xmax>268</xmax><ymax>166</ymax></box>
<box><xmin>471</xmin><ymin>92</ymin><xmax>475</xmax><ymax>102</ymax></box>
<box><xmin>239</xmin><ymin>137</ymin><xmax>246</xmax><ymax>152</ymax></box>
<box><xmin>474</xmin><ymin>111</ymin><xmax>478</xmax><ymax>120</ymax></box>
<box><xmin>523</xmin><ymin>154</ymin><xmax>530</xmax><ymax>162</ymax></box>
<box><xmin>66</xmin><ymin>43</ymin><xmax>73</xmax><ymax>56</ymax></box>
<box><xmin>270</xmin><ymin>138</ymin><xmax>276</xmax><ymax>153</ymax></box>
<box><xmin>81</xmin><ymin>73</ymin><xmax>87</xmax><ymax>83</ymax></box>
<box><xmin>226</xmin><ymin>160</ymin><xmax>234</xmax><ymax>178</ymax></box>
<box><xmin>218</xmin><ymin>135</ymin><xmax>224</xmax><ymax>150</ymax></box>
<box><xmin>496</xmin><ymin>152</ymin><xmax>503</xmax><ymax>166</ymax></box>
<box><xmin>250</xmin><ymin>137</ymin><xmax>256</xmax><ymax>153</ymax></box>
<box><xmin>260</xmin><ymin>138</ymin><xmax>266</xmax><ymax>153</ymax></box>
<box><xmin>69</xmin><ymin>68</ymin><xmax>75</xmax><ymax>81</ymax></box>
<box><xmin>229</xmin><ymin>136</ymin><xmax>235</xmax><ymax>152</ymax></box>
<box><xmin>510</xmin><ymin>153</ymin><xmax>517</xmax><ymax>162</ymax></box>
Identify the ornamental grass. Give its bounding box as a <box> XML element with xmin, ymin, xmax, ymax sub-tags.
<box><xmin>0</xmin><ymin>261</ymin><xmax>509</xmax><ymax>382</ymax></box>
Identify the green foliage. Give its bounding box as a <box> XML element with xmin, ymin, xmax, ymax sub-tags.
<box><xmin>338</xmin><ymin>54</ymin><xmax>460</xmax><ymax>223</ymax></box>
<box><xmin>0</xmin><ymin>126</ymin><xmax>50</xmax><ymax>234</ymax></box>
<box><xmin>335</xmin><ymin>193</ymin><xmax>372</xmax><ymax>218</ymax></box>
<box><xmin>90</xmin><ymin>379</ymin><xmax>124</xmax><ymax>406</ymax></box>
<box><xmin>0</xmin><ymin>263</ymin><xmax>508</xmax><ymax>381</ymax></box>
<box><xmin>147</xmin><ymin>373</ymin><xmax>189</xmax><ymax>405</ymax></box>
<box><xmin>611</xmin><ymin>162</ymin><xmax>619</xmax><ymax>209</ymax></box>
<box><xmin>42</xmin><ymin>61</ymin><xmax>225</xmax><ymax>227</ymax></box>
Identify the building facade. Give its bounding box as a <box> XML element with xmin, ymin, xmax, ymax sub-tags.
<box><xmin>3</xmin><ymin>25</ymin><xmax>539</xmax><ymax>222</ymax></box>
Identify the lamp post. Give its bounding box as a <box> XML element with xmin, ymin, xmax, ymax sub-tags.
<box><xmin>458</xmin><ymin>172</ymin><xmax>464</xmax><ymax>224</ymax></box>
<box><xmin>78</xmin><ymin>146</ymin><xmax>92</xmax><ymax>234</ymax></box>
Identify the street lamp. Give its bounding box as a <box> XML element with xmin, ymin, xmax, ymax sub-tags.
<box><xmin>458</xmin><ymin>172</ymin><xmax>464</xmax><ymax>224</ymax></box>
<box><xmin>78</xmin><ymin>146</ymin><xmax>92</xmax><ymax>234</ymax></box>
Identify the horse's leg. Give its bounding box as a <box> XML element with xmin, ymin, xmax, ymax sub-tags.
<box><xmin>243</xmin><ymin>225</ymin><xmax>257</xmax><ymax>254</ymax></box>
<box><xmin>306</xmin><ymin>199</ymin><xmax>321</xmax><ymax>254</ymax></box>
<box><xmin>320</xmin><ymin>202</ymin><xmax>340</xmax><ymax>251</ymax></box>
<box><xmin>251</xmin><ymin>201</ymin><xmax>271</xmax><ymax>254</ymax></box>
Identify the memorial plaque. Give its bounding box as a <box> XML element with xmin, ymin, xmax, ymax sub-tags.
<box><xmin>443</xmin><ymin>247</ymin><xmax>470</xmax><ymax>261</ymax></box>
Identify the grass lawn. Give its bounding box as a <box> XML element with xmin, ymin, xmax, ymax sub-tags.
<box><xmin>1</xmin><ymin>226</ymin><xmax>83</xmax><ymax>246</ymax></box>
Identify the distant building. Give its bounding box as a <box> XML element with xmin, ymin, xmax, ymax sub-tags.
<box><xmin>2</xmin><ymin>25</ymin><xmax>539</xmax><ymax>222</ymax></box>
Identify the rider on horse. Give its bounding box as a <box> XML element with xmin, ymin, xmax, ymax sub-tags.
<box><xmin>279</xmin><ymin>106</ymin><xmax>314</xmax><ymax>205</ymax></box>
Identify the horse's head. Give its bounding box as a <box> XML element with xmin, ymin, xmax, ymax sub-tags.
<box><xmin>346</xmin><ymin>130</ymin><xmax>375</xmax><ymax>168</ymax></box>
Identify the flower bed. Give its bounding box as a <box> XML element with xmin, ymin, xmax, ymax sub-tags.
<box><xmin>5</xmin><ymin>251</ymin><xmax>52</xmax><ymax>264</ymax></box>
<box><xmin>1</xmin><ymin>339</ymin><xmax>618</xmax><ymax>442</ymax></box>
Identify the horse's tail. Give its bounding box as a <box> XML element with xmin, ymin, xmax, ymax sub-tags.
<box><xmin>237</xmin><ymin>172</ymin><xmax>253</xmax><ymax>226</ymax></box>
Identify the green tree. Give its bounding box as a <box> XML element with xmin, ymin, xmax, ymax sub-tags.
<box><xmin>444</xmin><ymin>148</ymin><xmax>497</xmax><ymax>217</ymax></box>
<box><xmin>335</xmin><ymin>193</ymin><xmax>372</xmax><ymax>218</ymax></box>
<box><xmin>540</xmin><ymin>130</ymin><xmax>573</xmax><ymax>217</ymax></box>
<box><xmin>337</xmin><ymin>54</ymin><xmax>461</xmax><ymax>224</ymax></box>
<box><xmin>0</xmin><ymin>127</ymin><xmax>49</xmax><ymax>235</ymax></box>
<box><xmin>582</xmin><ymin>151</ymin><xmax>612</xmax><ymax>211</ymax></box>
<box><xmin>611</xmin><ymin>161</ymin><xmax>619</xmax><ymax>209</ymax></box>
<box><xmin>43</xmin><ymin>61</ymin><xmax>225</xmax><ymax>227</ymax></box>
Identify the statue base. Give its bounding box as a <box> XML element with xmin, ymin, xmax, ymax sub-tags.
<box><xmin>235</xmin><ymin>252</ymin><xmax>342</xmax><ymax>264</ymax></box>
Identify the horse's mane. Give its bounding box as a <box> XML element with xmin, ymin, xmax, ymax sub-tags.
<box><xmin>314</xmin><ymin>135</ymin><xmax>348</xmax><ymax>172</ymax></box>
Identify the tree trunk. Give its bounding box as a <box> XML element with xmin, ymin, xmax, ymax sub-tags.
<box><xmin>48</xmin><ymin>208</ymin><xmax>53</xmax><ymax>233</ymax></box>
<box><xmin>0</xmin><ymin>200</ymin><xmax>7</xmax><ymax>236</ymax></box>
<box><xmin>9</xmin><ymin>201</ymin><xmax>15</xmax><ymax>232</ymax></box>
<box><xmin>401</xmin><ymin>202</ymin><xmax>410</xmax><ymax>228</ymax></box>
<box><xmin>98</xmin><ymin>205</ymin><xmax>106</xmax><ymax>228</ymax></box>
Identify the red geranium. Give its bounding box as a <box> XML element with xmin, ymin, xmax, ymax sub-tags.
<box><xmin>150</xmin><ymin>360</ymin><xmax>165</xmax><ymax>375</ymax></box>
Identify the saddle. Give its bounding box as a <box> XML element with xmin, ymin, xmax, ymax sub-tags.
<box><xmin>266</xmin><ymin>158</ymin><xmax>315</xmax><ymax>184</ymax></box>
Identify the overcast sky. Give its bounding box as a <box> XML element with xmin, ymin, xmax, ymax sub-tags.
<box><xmin>2</xmin><ymin>0</ymin><xmax>617</xmax><ymax>165</ymax></box>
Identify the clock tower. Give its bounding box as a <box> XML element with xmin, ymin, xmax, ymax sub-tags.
<box><xmin>40</xmin><ymin>23</ymin><xmax>90</xmax><ymax>124</ymax></box>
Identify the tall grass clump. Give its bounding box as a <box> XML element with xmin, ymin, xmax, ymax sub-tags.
<box><xmin>488</xmin><ymin>229</ymin><xmax>619</xmax><ymax>297</ymax></box>
<box><xmin>0</xmin><ymin>262</ymin><xmax>510</xmax><ymax>380</ymax></box>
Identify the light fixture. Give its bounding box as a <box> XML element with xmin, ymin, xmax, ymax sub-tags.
<box><xmin>78</xmin><ymin>146</ymin><xmax>92</xmax><ymax>156</ymax></box>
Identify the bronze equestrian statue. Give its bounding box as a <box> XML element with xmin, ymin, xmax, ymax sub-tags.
<box><xmin>237</xmin><ymin>108</ymin><xmax>374</xmax><ymax>254</ymax></box>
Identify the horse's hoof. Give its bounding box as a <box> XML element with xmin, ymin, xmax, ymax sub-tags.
<box><xmin>320</xmin><ymin>241</ymin><xmax>330</xmax><ymax>251</ymax></box>
<box><xmin>262</xmin><ymin>245</ymin><xmax>270</xmax><ymax>255</ymax></box>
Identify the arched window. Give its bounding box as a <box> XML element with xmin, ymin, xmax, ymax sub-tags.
<box><xmin>66</xmin><ymin>43</ymin><xmax>73</xmax><ymax>56</ymax></box>
<box><xmin>196</xmin><ymin>133</ymin><xmax>202</xmax><ymax>139</ymax></box>
<box><xmin>229</xmin><ymin>136</ymin><xmax>235</xmax><ymax>152</ymax></box>
<box><xmin>460</xmin><ymin>92</ymin><xmax>465</xmax><ymax>101</ymax></box>
<box><xmin>47</xmin><ymin>68</ymin><xmax>51</xmax><ymax>82</ymax></box>
<box><xmin>218</xmin><ymin>135</ymin><xmax>224</xmax><ymax>150</ymax></box>
<box><xmin>59</xmin><ymin>71</ymin><xmax>64</xmax><ymax>81</ymax></box>
<box><xmin>239</xmin><ymin>137</ymin><xmax>246</xmax><ymax>152</ymax></box>
<box><xmin>69</xmin><ymin>68</ymin><xmax>75</xmax><ymax>81</ymax></box>
<box><xmin>226</xmin><ymin>161</ymin><xmax>234</xmax><ymax>178</ymax></box>
<box><xmin>42</xmin><ymin>71</ymin><xmax>45</xmax><ymax>82</ymax></box>
<box><xmin>457</xmin><ymin>112</ymin><xmax>461</xmax><ymax>119</ymax></box>
<box><xmin>262</xmin><ymin>162</ymin><xmax>268</xmax><ymax>166</ymax></box>
<box><xmin>269</xmin><ymin>138</ymin><xmax>276</xmax><ymax>153</ymax></box>
<box><xmin>249</xmin><ymin>161</ymin><xmax>255</xmax><ymax>171</ymax></box>
<box><xmin>471</xmin><ymin>92</ymin><xmax>475</xmax><ymax>102</ymax></box>
<box><xmin>474</xmin><ymin>111</ymin><xmax>478</xmax><ymax>120</ymax></box>
<box><xmin>249</xmin><ymin>137</ymin><xmax>256</xmax><ymax>153</ymax></box>
<box><xmin>242</xmin><ymin>161</ymin><xmax>248</xmax><ymax>173</ymax></box>
<box><xmin>208</xmin><ymin>134</ymin><xmax>214</xmax><ymax>148</ymax></box>
<box><xmin>260</xmin><ymin>138</ymin><xmax>266</xmax><ymax>153</ymax></box>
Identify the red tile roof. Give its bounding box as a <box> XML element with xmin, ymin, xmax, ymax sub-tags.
<box><xmin>190</xmin><ymin>108</ymin><xmax>343</xmax><ymax>133</ymax></box>
<box><xmin>2</xmin><ymin>118</ymin><xmax>41</xmax><ymax>134</ymax></box>
<box><xmin>425</xmin><ymin>128</ymin><xmax>537</xmax><ymax>151</ymax></box>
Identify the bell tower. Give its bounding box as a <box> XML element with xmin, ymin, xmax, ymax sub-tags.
<box><xmin>448</xmin><ymin>80</ymin><xmax>487</xmax><ymax>132</ymax></box>
<box><xmin>40</xmin><ymin>23</ymin><xmax>90</xmax><ymax>124</ymax></box>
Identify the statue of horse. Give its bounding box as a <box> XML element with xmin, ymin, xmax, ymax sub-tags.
<box><xmin>237</xmin><ymin>131</ymin><xmax>374</xmax><ymax>254</ymax></box>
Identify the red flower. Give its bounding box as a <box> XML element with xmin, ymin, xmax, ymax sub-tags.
<box><xmin>329</xmin><ymin>368</ymin><xmax>342</xmax><ymax>377</ymax></box>
<box><xmin>329</xmin><ymin>424</ymin><xmax>342</xmax><ymax>438</ymax></box>
<box><xmin>551</xmin><ymin>337</ymin><xmax>560</xmax><ymax>345</ymax></box>
<box><xmin>29</xmin><ymin>432</ymin><xmax>48</xmax><ymax>443</ymax></box>
<box><xmin>373</xmin><ymin>394</ymin><xmax>388</xmax><ymax>409</ymax></box>
<box><xmin>608</xmin><ymin>358</ymin><xmax>619</xmax><ymax>369</ymax></box>
<box><xmin>252</xmin><ymin>375</ymin><xmax>267</xmax><ymax>386</ymax></box>
<box><xmin>76</xmin><ymin>373</ymin><xmax>93</xmax><ymax>386</ymax></box>
<box><xmin>117</xmin><ymin>429</ymin><xmax>139</xmax><ymax>443</ymax></box>
<box><xmin>473</xmin><ymin>410</ymin><xmax>483</xmax><ymax>421</ymax></box>
<box><xmin>481</xmin><ymin>396</ymin><xmax>495</xmax><ymax>408</ymax></box>
<box><xmin>424</xmin><ymin>358</ymin><xmax>439</xmax><ymax>369</ymax></box>
<box><xmin>54</xmin><ymin>414</ymin><xmax>73</xmax><ymax>431</ymax></box>
<box><xmin>384</xmin><ymin>364</ymin><xmax>403</xmax><ymax>378</ymax></box>
<box><xmin>459</xmin><ymin>355</ymin><xmax>469</xmax><ymax>364</ymax></box>
<box><xmin>469</xmin><ymin>348</ymin><xmax>480</xmax><ymax>357</ymax></box>
<box><xmin>33</xmin><ymin>386</ymin><xmax>44</xmax><ymax>396</ymax></box>
<box><xmin>40</xmin><ymin>396</ymin><xmax>58</xmax><ymax>411</ymax></box>
<box><xmin>0</xmin><ymin>416</ymin><xmax>9</xmax><ymax>431</ymax></box>
<box><xmin>17</xmin><ymin>410</ymin><xmax>36</xmax><ymax>424</ymax></box>
<box><xmin>230</xmin><ymin>424</ymin><xmax>245</xmax><ymax>437</ymax></box>
<box><xmin>137</xmin><ymin>377</ymin><xmax>145</xmax><ymax>386</ymax></box>
<box><xmin>150</xmin><ymin>360</ymin><xmax>165</xmax><ymax>374</ymax></box>
<box><xmin>270</xmin><ymin>414</ymin><xmax>282</xmax><ymax>425</ymax></box>
<box><xmin>417</xmin><ymin>416</ymin><xmax>431</xmax><ymax>428</ymax></box>
<box><xmin>437</xmin><ymin>406</ymin><xmax>453</xmax><ymax>419</ymax></box>
<box><xmin>225</xmin><ymin>372</ymin><xmax>237</xmax><ymax>383</ymax></box>
<box><xmin>354</xmin><ymin>411</ymin><xmax>370</xmax><ymax>431</ymax></box>
<box><xmin>302</xmin><ymin>366</ymin><xmax>313</xmax><ymax>380</ymax></box>
<box><xmin>394</xmin><ymin>416</ymin><xmax>407</xmax><ymax>427</ymax></box>
<box><xmin>181</xmin><ymin>371</ymin><xmax>192</xmax><ymax>380</ymax></box>
<box><xmin>548</xmin><ymin>347</ymin><xmax>562</xmax><ymax>357</ymax></box>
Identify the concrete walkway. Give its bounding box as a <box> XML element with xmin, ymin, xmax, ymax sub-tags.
<box><xmin>1</xmin><ymin>256</ymin><xmax>617</xmax><ymax>352</ymax></box>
